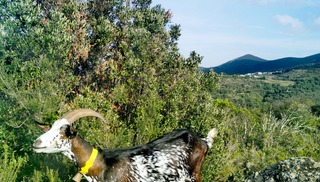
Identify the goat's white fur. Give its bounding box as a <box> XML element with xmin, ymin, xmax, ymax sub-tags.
<box><xmin>205</xmin><ymin>128</ymin><xmax>218</xmax><ymax>148</ymax></box>
<box><xmin>33</xmin><ymin>109</ymin><xmax>218</xmax><ymax>182</ymax></box>
<box><xmin>33</xmin><ymin>119</ymin><xmax>71</xmax><ymax>153</ymax></box>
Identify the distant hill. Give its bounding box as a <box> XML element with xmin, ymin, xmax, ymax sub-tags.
<box><xmin>201</xmin><ymin>53</ymin><xmax>320</xmax><ymax>74</ymax></box>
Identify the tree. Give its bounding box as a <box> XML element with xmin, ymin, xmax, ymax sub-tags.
<box><xmin>0</xmin><ymin>0</ymin><xmax>221</xmax><ymax>180</ymax></box>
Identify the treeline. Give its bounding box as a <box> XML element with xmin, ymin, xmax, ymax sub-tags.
<box><xmin>0</xmin><ymin>0</ymin><xmax>319</xmax><ymax>181</ymax></box>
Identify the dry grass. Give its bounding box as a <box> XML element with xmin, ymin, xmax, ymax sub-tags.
<box><xmin>263</xmin><ymin>77</ymin><xmax>295</xmax><ymax>86</ymax></box>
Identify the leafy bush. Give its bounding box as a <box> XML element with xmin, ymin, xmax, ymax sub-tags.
<box><xmin>0</xmin><ymin>0</ymin><xmax>318</xmax><ymax>181</ymax></box>
<box><xmin>0</xmin><ymin>144</ymin><xmax>26</xmax><ymax>181</ymax></box>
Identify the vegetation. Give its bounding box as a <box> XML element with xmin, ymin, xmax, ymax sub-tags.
<box><xmin>213</xmin><ymin>68</ymin><xmax>320</xmax><ymax>109</ymax></box>
<box><xmin>0</xmin><ymin>0</ymin><xmax>319</xmax><ymax>181</ymax></box>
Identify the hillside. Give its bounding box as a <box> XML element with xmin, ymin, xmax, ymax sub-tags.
<box><xmin>213</xmin><ymin>54</ymin><xmax>267</xmax><ymax>74</ymax></box>
<box><xmin>212</xmin><ymin>67</ymin><xmax>320</xmax><ymax>110</ymax></box>
<box><xmin>0</xmin><ymin>1</ymin><xmax>319</xmax><ymax>182</ymax></box>
<box><xmin>202</xmin><ymin>53</ymin><xmax>320</xmax><ymax>74</ymax></box>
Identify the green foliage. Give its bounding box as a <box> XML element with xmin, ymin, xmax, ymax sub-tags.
<box><xmin>311</xmin><ymin>105</ymin><xmax>320</xmax><ymax>116</ymax></box>
<box><xmin>27</xmin><ymin>168</ymin><xmax>62</xmax><ymax>182</ymax></box>
<box><xmin>214</xmin><ymin>68</ymin><xmax>320</xmax><ymax>109</ymax></box>
<box><xmin>202</xmin><ymin>99</ymin><xmax>320</xmax><ymax>181</ymax></box>
<box><xmin>209</xmin><ymin>69</ymin><xmax>320</xmax><ymax>180</ymax></box>
<box><xmin>0</xmin><ymin>0</ymin><xmax>319</xmax><ymax>181</ymax></box>
<box><xmin>0</xmin><ymin>144</ymin><xmax>26</xmax><ymax>182</ymax></box>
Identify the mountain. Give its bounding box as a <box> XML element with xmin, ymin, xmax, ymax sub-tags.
<box><xmin>203</xmin><ymin>53</ymin><xmax>320</xmax><ymax>74</ymax></box>
<box><xmin>213</xmin><ymin>54</ymin><xmax>267</xmax><ymax>74</ymax></box>
<box><xmin>232</xmin><ymin>54</ymin><xmax>266</xmax><ymax>62</ymax></box>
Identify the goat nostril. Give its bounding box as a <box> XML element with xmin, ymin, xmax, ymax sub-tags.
<box><xmin>34</xmin><ymin>139</ymin><xmax>42</xmax><ymax>146</ymax></box>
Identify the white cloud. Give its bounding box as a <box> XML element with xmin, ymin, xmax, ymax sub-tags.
<box><xmin>274</xmin><ymin>15</ymin><xmax>303</xmax><ymax>30</ymax></box>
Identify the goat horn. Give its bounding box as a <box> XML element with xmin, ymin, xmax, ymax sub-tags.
<box><xmin>62</xmin><ymin>109</ymin><xmax>106</xmax><ymax>124</ymax></box>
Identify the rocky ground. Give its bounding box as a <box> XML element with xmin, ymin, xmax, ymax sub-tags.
<box><xmin>246</xmin><ymin>157</ymin><xmax>320</xmax><ymax>182</ymax></box>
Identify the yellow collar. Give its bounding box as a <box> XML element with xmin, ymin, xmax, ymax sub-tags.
<box><xmin>80</xmin><ymin>148</ymin><xmax>98</xmax><ymax>174</ymax></box>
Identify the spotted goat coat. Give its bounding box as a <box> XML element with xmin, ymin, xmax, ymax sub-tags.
<box><xmin>33</xmin><ymin>111</ymin><xmax>217</xmax><ymax>182</ymax></box>
<box><xmin>67</xmin><ymin>129</ymin><xmax>213</xmax><ymax>182</ymax></box>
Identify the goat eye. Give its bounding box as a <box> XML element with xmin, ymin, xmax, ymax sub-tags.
<box><xmin>59</xmin><ymin>129</ymin><xmax>65</xmax><ymax>135</ymax></box>
<box><xmin>59</xmin><ymin>125</ymin><xmax>68</xmax><ymax>135</ymax></box>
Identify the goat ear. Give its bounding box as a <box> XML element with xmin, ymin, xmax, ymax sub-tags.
<box><xmin>35</xmin><ymin>121</ymin><xmax>51</xmax><ymax>132</ymax></box>
<box><xmin>69</xmin><ymin>129</ymin><xmax>77</xmax><ymax>139</ymax></box>
<box><xmin>64</xmin><ymin>125</ymin><xmax>77</xmax><ymax>139</ymax></box>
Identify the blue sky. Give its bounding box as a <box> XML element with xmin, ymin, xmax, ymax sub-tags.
<box><xmin>152</xmin><ymin>0</ymin><xmax>320</xmax><ymax>67</ymax></box>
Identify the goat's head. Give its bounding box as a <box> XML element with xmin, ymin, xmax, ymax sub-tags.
<box><xmin>33</xmin><ymin>109</ymin><xmax>105</xmax><ymax>153</ymax></box>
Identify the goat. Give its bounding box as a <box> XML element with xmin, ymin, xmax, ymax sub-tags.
<box><xmin>33</xmin><ymin>109</ymin><xmax>218</xmax><ymax>182</ymax></box>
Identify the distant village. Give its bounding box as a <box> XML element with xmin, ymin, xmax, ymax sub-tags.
<box><xmin>239</xmin><ymin>70</ymin><xmax>283</xmax><ymax>78</ymax></box>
